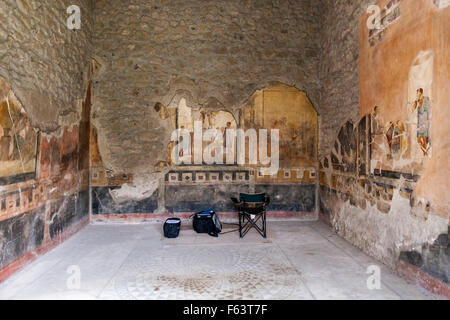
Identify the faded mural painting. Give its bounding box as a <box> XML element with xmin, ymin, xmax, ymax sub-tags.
<box><xmin>91</xmin><ymin>83</ymin><xmax>318</xmax><ymax>217</ymax></box>
<box><xmin>320</xmin><ymin>0</ymin><xmax>449</xmax><ymax>286</ymax></box>
<box><xmin>369</xmin><ymin>50</ymin><xmax>434</xmax><ymax>174</ymax></box>
<box><xmin>0</xmin><ymin>77</ymin><xmax>91</xmax><ymax>276</ymax></box>
<box><xmin>243</xmin><ymin>84</ymin><xmax>318</xmax><ymax>170</ymax></box>
<box><xmin>0</xmin><ymin>79</ymin><xmax>38</xmax><ymax>183</ymax></box>
<box><xmin>170</xmin><ymin>98</ymin><xmax>239</xmax><ymax>166</ymax></box>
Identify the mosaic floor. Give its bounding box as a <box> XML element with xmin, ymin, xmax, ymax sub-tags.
<box><xmin>0</xmin><ymin>221</ymin><xmax>432</xmax><ymax>300</ymax></box>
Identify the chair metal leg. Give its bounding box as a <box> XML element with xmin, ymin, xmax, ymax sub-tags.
<box><xmin>263</xmin><ymin>210</ymin><xmax>267</xmax><ymax>238</ymax></box>
<box><xmin>239</xmin><ymin>211</ymin><xmax>243</xmax><ymax>238</ymax></box>
<box><xmin>240</xmin><ymin>213</ymin><xmax>266</xmax><ymax>238</ymax></box>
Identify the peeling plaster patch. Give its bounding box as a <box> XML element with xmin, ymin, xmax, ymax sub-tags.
<box><xmin>320</xmin><ymin>156</ymin><xmax>333</xmax><ymax>186</ymax></box>
<box><xmin>57</xmin><ymin>101</ymin><xmax>82</xmax><ymax>128</ymax></box>
<box><xmin>90</xmin><ymin>56</ymin><xmax>104</xmax><ymax>79</ymax></box>
<box><xmin>332</xmin><ymin>190</ymin><xmax>448</xmax><ymax>268</ymax></box>
<box><xmin>92</xmin><ymin>122</ymin><xmax>114</xmax><ymax>171</ymax></box>
<box><xmin>434</xmin><ymin>0</ymin><xmax>450</xmax><ymax>9</ymax></box>
<box><xmin>40</xmin><ymin>122</ymin><xmax>79</xmax><ymax>142</ymax></box>
<box><xmin>109</xmin><ymin>173</ymin><xmax>161</xmax><ymax>203</ymax></box>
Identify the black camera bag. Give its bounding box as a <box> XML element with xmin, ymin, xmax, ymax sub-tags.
<box><xmin>192</xmin><ymin>210</ymin><xmax>222</xmax><ymax>237</ymax></box>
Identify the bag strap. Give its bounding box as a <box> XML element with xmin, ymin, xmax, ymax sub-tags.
<box><xmin>208</xmin><ymin>231</ymin><xmax>219</xmax><ymax>238</ymax></box>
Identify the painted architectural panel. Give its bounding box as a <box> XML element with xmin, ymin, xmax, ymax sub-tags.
<box><xmin>0</xmin><ymin>80</ymin><xmax>38</xmax><ymax>184</ymax></box>
<box><xmin>244</xmin><ymin>84</ymin><xmax>318</xmax><ymax>168</ymax></box>
<box><xmin>358</xmin><ymin>0</ymin><xmax>449</xmax><ymax>219</ymax></box>
<box><xmin>319</xmin><ymin>0</ymin><xmax>449</xmax><ymax>281</ymax></box>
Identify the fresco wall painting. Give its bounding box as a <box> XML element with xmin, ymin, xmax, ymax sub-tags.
<box><xmin>0</xmin><ymin>89</ymin><xmax>38</xmax><ymax>185</ymax></box>
<box><xmin>0</xmin><ymin>78</ymin><xmax>91</xmax><ymax>275</ymax></box>
<box><xmin>91</xmin><ymin>84</ymin><xmax>319</xmax><ymax>217</ymax></box>
<box><xmin>319</xmin><ymin>0</ymin><xmax>449</xmax><ymax>290</ymax></box>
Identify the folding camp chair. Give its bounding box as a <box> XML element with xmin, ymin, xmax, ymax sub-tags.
<box><xmin>231</xmin><ymin>193</ymin><xmax>270</xmax><ymax>238</ymax></box>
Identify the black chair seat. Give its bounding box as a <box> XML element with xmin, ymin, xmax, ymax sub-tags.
<box><xmin>241</xmin><ymin>206</ymin><xmax>265</xmax><ymax>215</ymax></box>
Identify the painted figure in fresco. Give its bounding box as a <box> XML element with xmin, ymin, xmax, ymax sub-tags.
<box><xmin>385</xmin><ymin>120</ymin><xmax>404</xmax><ymax>157</ymax></box>
<box><xmin>370</xmin><ymin>106</ymin><xmax>385</xmax><ymax>156</ymax></box>
<box><xmin>0</xmin><ymin>128</ymin><xmax>12</xmax><ymax>161</ymax></box>
<box><xmin>386</xmin><ymin>122</ymin><xmax>395</xmax><ymax>158</ymax></box>
<box><xmin>371</xmin><ymin>106</ymin><xmax>383</xmax><ymax>137</ymax></box>
<box><xmin>412</xmin><ymin>88</ymin><xmax>431</xmax><ymax>156</ymax></box>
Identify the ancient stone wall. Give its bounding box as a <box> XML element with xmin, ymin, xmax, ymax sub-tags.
<box><xmin>0</xmin><ymin>1</ymin><xmax>93</xmax><ymax>279</ymax></box>
<box><xmin>319</xmin><ymin>0</ymin><xmax>449</xmax><ymax>283</ymax></box>
<box><xmin>0</xmin><ymin>0</ymin><xmax>93</xmax><ymax>132</ymax></box>
<box><xmin>1</xmin><ymin>0</ymin><xmax>448</xmax><ymax>295</ymax></box>
<box><xmin>92</xmin><ymin>0</ymin><xmax>322</xmax><ymax>172</ymax></box>
<box><xmin>318</xmin><ymin>0</ymin><xmax>376</xmax><ymax>158</ymax></box>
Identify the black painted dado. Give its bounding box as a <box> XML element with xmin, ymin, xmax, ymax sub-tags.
<box><xmin>255</xmin><ymin>184</ymin><xmax>316</xmax><ymax>212</ymax></box>
<box><xmin>92</xmin><ymin>183</ymin><xmax>317</xmax><ymax>214</ymax></box>
<box><xmin>0</xmin><ymin>173</ymin><xmax>36</xmax><ymax>186</ymax></box>
<box><xmin>165</xmin><ymin>184</ymin><xmax>316</xmax><ymax>213</ymax></box>
<box><xmin>400</xmin><ymin>229</ymin><xmax>450</xmax><ymax>284</ymax></box>
<box><xmin>319</xmin><ymin>197</ymin><xmax>332</xmax><ymax>216</ymax></box>
<box><xmin>165</xmin><ymin>184</ymin><xmax>250</xmax><ymax>213</ymax></box>
<box><xmin>91</xmin><ymin>187</ymin><xmax>159</xmax><ymax>214</ymax></box>
<box><xmin>49</xmin><ymin>189</ymin><xmax>89</xmax><ymax>239</ymax></box>
<box><xmin>76</xmin><ymin>189</ymin><xmax>90</xmax><ymax>217</ymax></box>
<box><xmin>0</xmin><ymin>207</ymin><xmax>45</xmax><ymax>269</ymax></box>
<box><xmin>0</xmin><ymin>189</ymin><xmax>89</xmax><ymax>269</ymax></box>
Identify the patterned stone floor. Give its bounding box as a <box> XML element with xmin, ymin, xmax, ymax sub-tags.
<box><xmin>0</xmin><ymin>221</ymin><xmax>432</xmax><ymax>300</ymax></box>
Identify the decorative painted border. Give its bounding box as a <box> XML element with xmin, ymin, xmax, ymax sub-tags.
<box><xmin>165</xmin><ymin>170</ymin><xmax>251</xmax><ymax>184</ymax></box>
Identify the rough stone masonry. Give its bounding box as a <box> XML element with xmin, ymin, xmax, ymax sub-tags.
<box><xmin>0</xmin><ymin>0</ymin><xmax>93</xmax><ymax>133</ymax></box>
<box><xmin>92</xmin><ymin>0</ymin><xmax>323</xmax><ymax>172</ymax></box>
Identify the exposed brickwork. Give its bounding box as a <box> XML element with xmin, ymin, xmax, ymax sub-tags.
<box><xmin>92</xmin><ymin>0</ymin><xmax>322</xmax><ymax>171</ymax></box>
<box><xmin>0</xmin><ymin>0</ymin><xmax>93</xmax><ymax>131</ymax></box>
<box><xmin>318</xmin><ymin>0</ymin><xmax>376</xmax><ymax>158</ymax></box>
<box><xmin>0</xmin><ymin>1</ymin><xmax>93</xmax><ymax>282</ymax></box>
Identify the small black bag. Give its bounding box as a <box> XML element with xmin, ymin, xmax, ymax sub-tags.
<box><xmin>163</xmin><ymin>218</ymin><xmax>181</xmax><ymax>238</ymax></box>
<box><xmin>193</xmin><ymin>210</ymin><xmax>222</xmax><ymax>237</ymax></box>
